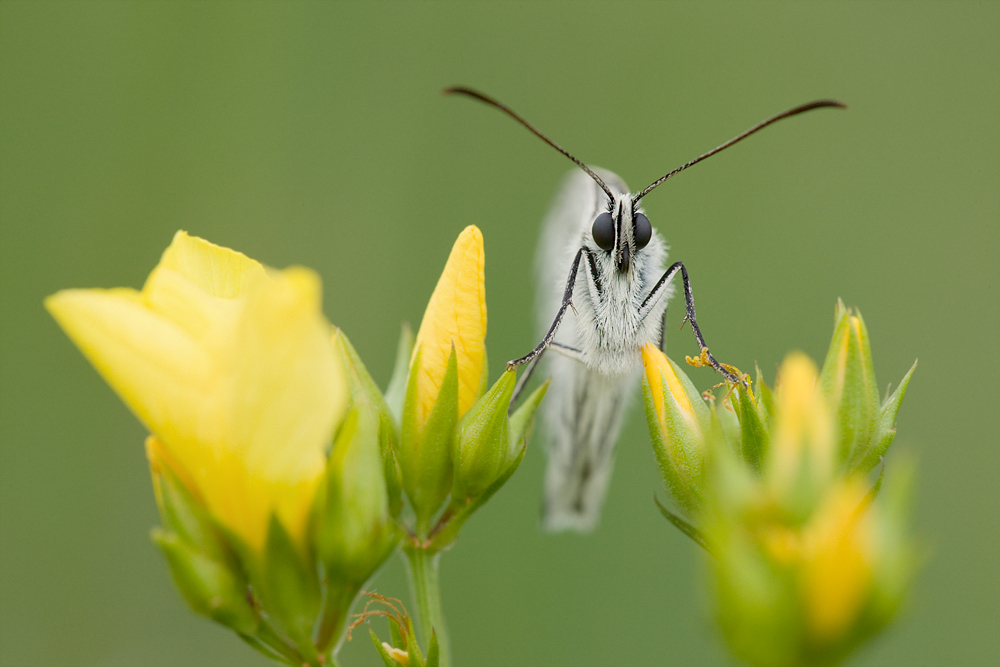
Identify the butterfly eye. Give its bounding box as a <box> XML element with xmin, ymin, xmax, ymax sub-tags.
<box><xmin>592</xmin><ymin>212</ymin><xmax>615</xmax><ymax>251</ymax></box>
<box><xmin>634</xmin><ymin>213</ymin><xmax>652</xmax><ymax>249</ymax></box>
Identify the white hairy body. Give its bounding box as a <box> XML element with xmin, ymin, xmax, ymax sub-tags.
<box><xmin>538</xmin><ymin>169</ymin><xmax>670</xmax><ymax>532</ymax></box>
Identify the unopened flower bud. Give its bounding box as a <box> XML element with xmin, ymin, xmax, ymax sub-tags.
<box><xmin>398</xmin><ymin>226</ymin><xmax>487</xmax><ymax>534</ymax></box>
<box><xmin>452</xmin><ymin>370</ymin><xmax>515</xmax><ymax>501</ymax></box>
<box><xmin>641</xmin><ymin>343</ymin><xmax>713</xmax><ymax>514</ymax></box>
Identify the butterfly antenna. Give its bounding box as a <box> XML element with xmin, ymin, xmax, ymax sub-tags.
<box><xmin>633</xmin><ymin>100</ymin><xmax>847</xmax><ymax>203</ymax></box>
<box><xmin>445</xmin><ymin>86</ymin><xmax>616</xmax><ymax>201</ymax></box>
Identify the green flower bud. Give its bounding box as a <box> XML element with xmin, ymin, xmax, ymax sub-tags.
<box><xmin>819</xmin><ymin>300</ymin><xmax>916</xmax><ymax>474</ymax></box>
<box><xmin>336</xmin><ymin>330</ymin><xmax>403</xmax><ymax>518</ymax></box>
<box><xmin>400</xmin><ymin>345</ymin><xmax>459</xmax><ymax>535</ymax></box>
<box><xmin>311</xmin><ymin>331</ymin><xmax>405</xmax><ymax>651</ymax></box>
<box><xmin>317</xmin><ymin>410</ymin><xmax>399</xmax><ymax>584</ymax></box>
<box><xmin>452</xmin><ymin>370</ymin><xmax>515</xmax><ymax>501</ymax></box>
<box><xmin>820</xmin><ymin>300</ymin><xmax>880</xmax><ymax>467</ymax></box>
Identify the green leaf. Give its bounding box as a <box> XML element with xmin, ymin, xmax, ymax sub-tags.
<box><xmin>370</xmin><ymin>628</ymin><xmax>401</xmax><ymax>667</ymax></box>
<box><xmin>385</xmin><ymin>323</ymin><xmax>415</xmax><ymax>426</ymax></box>
<box><xmin>257</xmin><ymin>515</ymin><xmax>322</xmax><ymax>654</ymax></box>
<box><xmin>400</xmin><ymin>345</ymin><xmax>458</xmax><ymax>535</ymax></box>
<box><xmin>151</xmin><ymin>529</ymin><xmax>257</xmax><ymax>635</ymax></box>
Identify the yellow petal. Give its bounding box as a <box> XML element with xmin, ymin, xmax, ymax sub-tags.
<box><xmin>48</xmin><ymin>231</ymin><xmax>347</xmax><ymax>552</ymax></box>
<box><xmin>801</xmin><ymin>479</ymin><xmax>874</xmax><ymax>643</ymax></box>
<box><xmin>151</xmin><ymin>230</ymin><xmax>267</xmax><ymax>299</ymax></box>
<box><xmin>412</xmin><ymin>226</ymin><xmax>486</xmax><ymax>422</ymax></box>
<box><xmin>45</xmin><ymin>287</ymin><xmax>217</xmax><ymax>446</ymax></box>
<box><xmin>770</xmin><ymin>352</ymin><xmax>834</xmax><ymax>485</ymax></box>
<box><xmin>206</xmin><ymin>266</ymin><xmax>347</xmax><ymax>548</ymax></box>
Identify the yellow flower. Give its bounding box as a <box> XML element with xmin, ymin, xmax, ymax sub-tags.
<box><xmin>411</xmin><ymin>225</ymin><xmax>487</xmax><ymax>424</ymax></box>
<box><xmin>46</xmin><ymin>231</ymin><xmax>347</xmax><ymax>552</ymax></box>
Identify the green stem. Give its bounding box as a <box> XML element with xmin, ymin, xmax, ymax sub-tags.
<box><xmin>316</xmin><ymin>578</ymin><xmax>362</xmax><ymax>656</ymax></box>
<box><xmin>404</xmin><ymin>546</ymin><xmax>450</xmax><ymax>667</ymax></box>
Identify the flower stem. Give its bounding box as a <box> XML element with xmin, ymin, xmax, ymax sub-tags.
<box><xmin>404</xmin><ymin>546</ymin><xmax>450</xmax><ymax>667</ymax></box>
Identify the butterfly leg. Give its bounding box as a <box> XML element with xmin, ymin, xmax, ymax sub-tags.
<box><xmin>639</xmin><ymin>261</ymin><xmax>742</xmax><ymax>385</ymax></box>
<box><xmin>508</xmin><ymin>247</ymin><xmax>585</xmax><ymax>405</ymax></box>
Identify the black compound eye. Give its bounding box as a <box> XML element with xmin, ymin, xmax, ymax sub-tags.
<box><xmin>592</xmin><ymin>212</ymin><xmax>615</xmax><ymax>251</ymax></box>
<box><xmin>634</xmin><ymin>213</ymin><xmax>652</xmax><ymax>249</ymax></box>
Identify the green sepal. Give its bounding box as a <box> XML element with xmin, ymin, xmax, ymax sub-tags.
<box><xmin>400</xmin><ymin>345</ymin><xmax>459</xmax><ymax>536</ymax></box>
<box><xmin>712</xmin><ymin>394</ymin><xmax>741</xmax><ymax>455</ymax></box>
<box><xmin>451</xmin><ymin>369</ymin><xmax>515</xmax><ymax>501</ymax></box>
<box><xmin>820</xmin><ymin>301</ymin><xmax>881</xmax><ymax>466</ymax></box>
<box><xmin>385</xmin><ymin>323</ymin><xmax>415</xmax><ymax>426</ymax></box>
<box><xmin>508</xmin><ymin>379</ymin><xmax>549</xmax><ymax>461</ymax></box>
<box><xmin>754</xmin><ymin>364</ymin><xmax>775</xmax><ymax>422</ymax></box>
<box><xmin>388</xmin><ymin>614</ymin><xmax>406</xmax><ymax>654</ymax></box>
<box><xmin>255</xmin><ymin>515</ymin><xmax>322</xmax><ymax>656</ymax></box>
<box><xmin>641</xmin><ymin>369</ymin><xmax>708</xmax><ymax>516</ymax></box>
<box><xmin>653</xmin><ymin>495</ymin><xmax>711</xmax><ymax>554</ymax></box>
<box><xmin>148</xmin><ymin>453</ymin><xmax>237</xmax><ymax>567</ymax></box>
<box><xmin>426</xmin><ymin>435</ymin><xmax>528</xmax><ymax>552</ymax></box>
<box><xmin>235</xmin><ymin>631</ymin><xmax>296</xmax><ymax>665</ymax></box>
<box><xmin>369</xmin><ymin>628</ymin><xmax>401</xmax><ymax>667</ymax></box>
<box><xmin>151</xmin><ymin>528</ymin><xmax>257</xmax><ymax>635</ymax></box>
<box><xmin>336</xmin><ymin>331</ymin><xmax>404</xmax><ymax>515</ymax></box>
<box><xmin>730</xmin><ymin>381</ymin><xmax>769</xmax><ymax>474</ymax></box>
<box><xmin>405</xmin><ymin>615</ymin><xmax>426</xmax><ymax>667</ymax></box>
<box><xmin>425</xmin><ymin>630</ymin><xmax>440</xmax><ymax>667</ymax></box>
<box><xmin>851</xmin><ymin>359</ymin><xmax>917</xmax><ymax>474</ymax></box>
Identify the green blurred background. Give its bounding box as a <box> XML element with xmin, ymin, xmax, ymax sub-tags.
<box><xmin>1</xmin><ymin>3</ymin><xmax>997</xmax><ymax>666</ymax></box>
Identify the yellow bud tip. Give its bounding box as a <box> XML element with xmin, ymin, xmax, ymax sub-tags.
<box><xmin>642</xmin><ymin>343</ymin><xmax>695</xmax><ymax>425</ymax></box>
<box><xmin>413</xmin><ymin>225</ymin><xmax>487</xmax><ymax>422</ymax></box>
<box><xmin>772</xmin><ymin>352</ymin><xmax>835</xmax><ymax>481</ymax></box>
